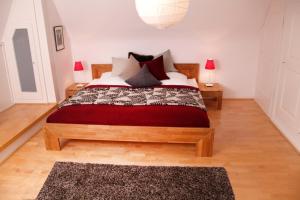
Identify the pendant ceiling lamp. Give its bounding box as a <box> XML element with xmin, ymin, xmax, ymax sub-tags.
<box><xmin>135</xmin><ymin>0</ymin><xmax>190</xmax><ymax>29</ymax></box>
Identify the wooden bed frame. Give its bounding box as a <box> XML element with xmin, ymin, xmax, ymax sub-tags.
<box><xmin>44</xmin><ymin>63</ymin><xmax>214</xmax><ymax>157</ymax></box>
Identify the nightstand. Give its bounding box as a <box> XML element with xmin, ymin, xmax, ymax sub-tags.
<box><xmin>65</xmin><ymin>83</ymin><xmax>88</xmax><ymax>98</ymax></box>
<box><xmin>198</xmin><ymin>83</ymin><xmax>223</xmax><ymax>110</ymax></box>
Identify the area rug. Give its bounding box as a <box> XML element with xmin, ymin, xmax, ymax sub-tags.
<box><xmin>36</xmin><ymin>162</ymin><xmax>235</xmax><ymax>200</ymax></box>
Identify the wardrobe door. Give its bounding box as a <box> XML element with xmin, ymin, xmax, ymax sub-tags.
<box><xmin>5</xmin><ymin>24</ymin><xmax>47</xmax><ymax>103</ymax></box>
<box><xmin>255</xmin><ymin>0</ymin><xmax>285</xmax><ymax>116</ymax></box>
<box><xmin>273</xmin><ymin>0</ymin><xmax>300</xmax><ymax>136</ymax></box>
<box><xmin>0</xmin><ymin>43</ymin><xmax>13</xmax><ymax>111</ymax></box>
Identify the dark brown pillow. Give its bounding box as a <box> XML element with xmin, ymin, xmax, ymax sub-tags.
<box><xmin>140</xmin><ymin>56</ymin><xmax>169</xmax><ymax>80</ymax></box>
<box><xmin>125</xmin><ymin>64</ymin><xmax>161</xmax><ymax>88</ymax></box>
<box><xmin>128</xmin><ymin>52</ymin><xmax>154</xmax><ymax>62</ymax></box>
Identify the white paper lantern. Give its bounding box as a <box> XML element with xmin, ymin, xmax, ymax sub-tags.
<box><xmin>135</xmin><ymin>0</ymin><xmax>190</xmax><ymax>29</ymax></box>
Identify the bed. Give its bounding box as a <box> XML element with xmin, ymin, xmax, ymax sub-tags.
<box><xmin>44</xmin><ymin>63</ymin><xmax>214</xmax><ymax>157</ymax></box>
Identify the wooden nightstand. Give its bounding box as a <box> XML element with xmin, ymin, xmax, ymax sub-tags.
<box><xmin>198</xmin><ymin>83</ymin><xmax>223</xmax><ymax>110</ymax></box>
<box><xmin>65</xmin><ymin>83</ymin><xmax>88</xmax><ymax>98</ymax></box>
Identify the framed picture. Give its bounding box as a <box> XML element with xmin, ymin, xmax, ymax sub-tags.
<box><xmin>53</xmin><ymin>26</ymin><xmax>65</xmax><ymax>51</ymax></box>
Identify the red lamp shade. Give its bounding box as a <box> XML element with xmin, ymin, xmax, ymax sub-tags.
<box><xmin>205</xmin><ymin>59</ymin><xmax>215</xmax><ymax>70</ymax></box>
<box><xmin>74</xmin><ymin>61</ymin><xmax>84</xmax><ymax>71</ymax></box>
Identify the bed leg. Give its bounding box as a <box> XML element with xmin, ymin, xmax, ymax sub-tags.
<box><xmin>196</xmin><ymin>130</ymin><xmax>214</xmax><ymax>157</ymax></box>
<box><xmin>43</xmin><ymin>127</ymin><xmax>61</xmax><ymax>151</ymax></box>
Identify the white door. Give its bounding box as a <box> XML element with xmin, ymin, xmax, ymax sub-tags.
<box><xmin>255</xmin><ymin>0</ymin><xmax>285</xmax><ymax>116</ymax></box>
<box><xmin>273</xmin><ymin>0</ymin><xmax>300</xmax><ymax>136</ymax></box>
<box><xmin>4</xmin><ymin>23</ymin><xmax>47</xmax><ymax>103</ymax></box>
<box><xmin>0</xmin><ymin>43</ymin><xmax>13</xmax><ymax>111</ymax></box>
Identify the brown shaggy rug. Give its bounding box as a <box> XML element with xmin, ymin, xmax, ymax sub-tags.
<box><xmin>36</xmin><ymin>162</ymin><xmax>235</xmax><ymax>200</ymax></box>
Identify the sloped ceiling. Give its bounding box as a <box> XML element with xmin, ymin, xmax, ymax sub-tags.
<box><xmin>53</xmin><ymin>0</ymin><xmax>271</xmax><ymax>40</ymax></box>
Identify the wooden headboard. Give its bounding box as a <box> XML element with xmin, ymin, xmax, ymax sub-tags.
<box><xmin>91</xmin><ymin>63</ymin><xmax>199</xmax><ymax>82</ymax></box>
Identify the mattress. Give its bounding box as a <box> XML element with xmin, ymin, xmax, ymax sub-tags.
<box><xmin>47</xmin><ymin>85</ymin><xmax>210</xmax><ymax>128</ymax></box>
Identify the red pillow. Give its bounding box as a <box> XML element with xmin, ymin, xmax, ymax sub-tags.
<box><xmin>139</xmin><ymin>56</ymin><xmax>169</xmax><ymax>80</ymax></box>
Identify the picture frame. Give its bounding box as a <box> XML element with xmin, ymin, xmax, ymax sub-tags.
<box><xmin>53</xmin><ymin>26</ymin><xmax>65</xmax><ymax>51</ymax></box>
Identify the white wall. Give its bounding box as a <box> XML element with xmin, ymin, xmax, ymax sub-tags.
<box><xmin>0</xmin><ymin>0</ymin><xmax>13</xmax><ymax>111</ymax></box>
<box><xmin>0</xmin><ymin>0</ymin><xmax>12</xmax><ymax>38</ymax></box>
<box><xmin>52</xmin><ymin>0</ymin><xmax>271</xmax><ymax>98</ymax></box>
<box><xmin>42</xmin><ymin>0</ymin><xmax>74</xmax><ymax>102</ymax></box>
<box><xmin>2</xmin><ymin>0</ymin><xmax>58</xmax><ymax>103</ymax></box>
<box><xmin>0</xmin><ymin>0</ymin><xmax>72</xmax><ymax>105</ymax></box>
<box><xmin>255</xmin><ymin>0</ymin><xmax>286</xmax><ymax>115</ymax></box>
<box><xmin>33</xmin><ymin>0</ymin><xmax>58</xmax><ymax>103</ymax></box>
<box><xmin>255</xmin><ymin>0</ymin><xmax>300</xmax><ymax>152</ymax></box>
<box><xmin>271</xmin><ymin>0</ymin><xmax>300</xmax><ymax>152</ymax></box>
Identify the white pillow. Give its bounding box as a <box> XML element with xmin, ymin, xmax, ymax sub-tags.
<box><xmin>161</xmin><ymin>78</ymin><xmax>198</xmax><ymax>88</ymax></box>
<box><xmin>112</xmin><ymin>56</ymin><xmax>140</xmax><ymax>79</ymax></box>
<box><xmin>161</xmin><ymin>78</ymin><xmax>189</xmax><ymax>86</ymax></box>
<box><xmin>187</xmin><ymin>79</ymin><xmax>198</xmax><ymax>88</ymax></box>
<box><xmin>89</xmin><ymin>72</ymin><xmax>197</xmax><ymax>87</ymax></box>
<box><xmin>101</xmin><ymin>72</ymin><xmax>112</xmax><ymax>79</ymax></box>
<box><xmin>89</xmin><ymin>76</ymin><xmax>129</xmax><ymax>86</ymax></box>
<box><xmin>166</xmin><ymin>72</ymin><xmax>187</xmax><ymax>80</ymax></box>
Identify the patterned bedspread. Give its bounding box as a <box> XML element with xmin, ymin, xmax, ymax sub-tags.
<box><xmin>59</xmin><ymin>86</ymin><xmax>206</xmax><ymax>110</ymax></box>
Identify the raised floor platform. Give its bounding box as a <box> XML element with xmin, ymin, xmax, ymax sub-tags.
<box><xmin>0</xmin><ymin>104</ymin><xmax>56</xmax><ymax>162</ymax></box>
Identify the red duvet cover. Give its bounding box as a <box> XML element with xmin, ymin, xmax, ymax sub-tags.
<box><xmin>47</xmin><ymin>85</ymin><xmax>210</xmax><ymax>128</ymax></box>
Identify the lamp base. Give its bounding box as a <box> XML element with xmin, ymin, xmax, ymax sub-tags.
<box><xmin>205</xmin><ymin>83</ymin><xmax>214</xmax><ymax>87</ymax></box>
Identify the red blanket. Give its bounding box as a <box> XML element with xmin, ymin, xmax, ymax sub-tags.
<box><xmin>47</xmin><ymin>85</ymin><xmax>210</xmax><ymax>127</ymax></box>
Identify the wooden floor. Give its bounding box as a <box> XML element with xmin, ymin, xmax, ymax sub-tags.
<box><xmin>0</xmin><ymin>100</ymin><xmax>299</xmax><ymax>200</ymax></box>
<box><xmin>0</xmin><ymin>104</ymin><xmax>57</xmax><ymax>151</ymax></box>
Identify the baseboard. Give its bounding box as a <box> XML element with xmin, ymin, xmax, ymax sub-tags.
<box><xmin>254</xmin><ymin>99</ymin><xmax>300</xmax><ymax>154</ymax></box>
<box><xmin>272</xmin><ymin>118</ymin><xmax>300</xmax><ymax>153</ymax></box>
<box><xmin>0</xmin><ymin>118</ymin><xmax>46</xmax><ymax>164</ymax></box>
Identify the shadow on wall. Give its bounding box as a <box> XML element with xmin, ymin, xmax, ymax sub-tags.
<box><xmin>43</xmin><ymin>0</ymin><xmax>74</xmax><ymax>102</ymax></box>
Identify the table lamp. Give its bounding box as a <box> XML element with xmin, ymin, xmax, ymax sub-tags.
<box><xmin>205</xmin><ymin>59</ymin><xmax>215</xmax><ymax>87</ymax></box>
<box><xmin>74</xmin><ymin>61</ymin><xmax>85</xmax><ymax>88</ymax></box>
